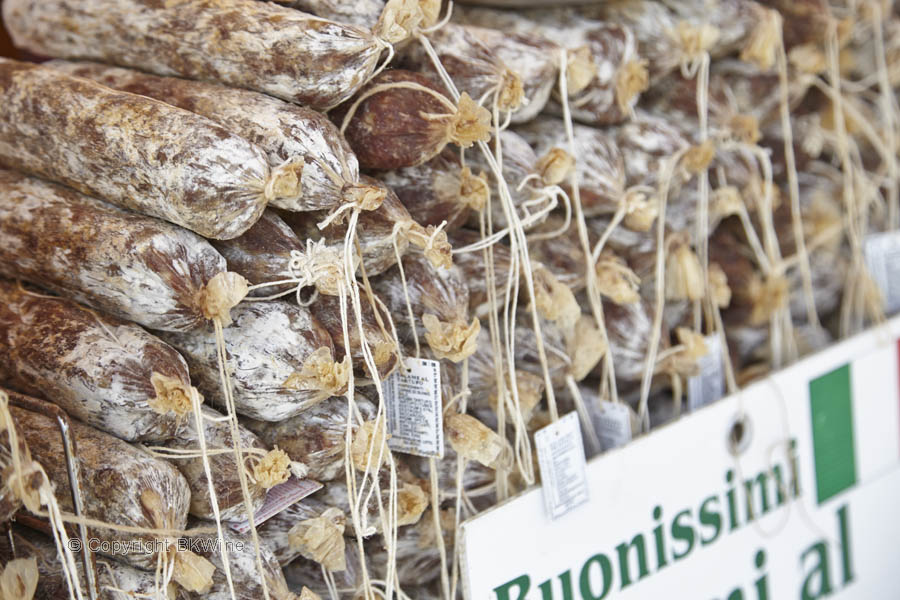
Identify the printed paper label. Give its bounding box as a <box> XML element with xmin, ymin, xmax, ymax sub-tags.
<box><xmin>231</xmin><ymin>477</ymin><xmax>322</xmax><ymax>534</ymax></box>
<box><xmin>384</xmin><ymin>357</ymin><xmax>443</xmax><ymax>458</ymax></box>
<box><xmin>535</xmin><ymin>412</ymin><xmax>589</xmax><ymax>520</ymax></box>
<box><xmin>688</xmin><ymin>334</ymin><xmax>725</xmax><ymax>412</ymax></box>
<box><xmin>593</xmin><ymin>401</ymin><xmax>633</xmax><ymax>451</ymax></box>
<box><xmin>864</xmin><ymin>231</ymin><xmax>900</xmax><ymax>315</ymax></box>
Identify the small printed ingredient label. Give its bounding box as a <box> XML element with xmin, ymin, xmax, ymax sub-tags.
<box><xmin>864</xmin><ymin>231</ymin><xmax>900</xmax><ymax>315</ymax></box>
<box><xmin>535</xmin><ymin>412</ymin><xmax>589</xmax><ymax>520</ymax></box>
<box><xmin>593</xmin><ymin>401</ymin><xmax>633</xmax><ymax>451</ymax></box>
<box><xmin>385</xmin><ymin>357</ymin><xmax>444</xmax><ymax>458</ymax></box>
<box><xmin>231</xmin><ymin>477</ymin><xmax>322</xmax><ymax>534</ymax></box>
<box><xmin>688</xmin><ymin>334</ymin><xmax>725</xmax><ymax>412</ymax></box>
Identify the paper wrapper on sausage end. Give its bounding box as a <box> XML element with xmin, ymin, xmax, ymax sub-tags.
<box><xmin>258</xmin><ymin>498</ymin><xmax>347</xmax><ymax>568</ymax></box>
<box><xmin>445</xmin><ymin>413</ymin><xmax>512</xmax><ymax>470</ymax></box>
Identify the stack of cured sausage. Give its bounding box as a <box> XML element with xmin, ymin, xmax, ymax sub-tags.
<box><xmin>0</xmin><ymin>0</ymin><xmax>895</xmax><ymax>598</ymax></box>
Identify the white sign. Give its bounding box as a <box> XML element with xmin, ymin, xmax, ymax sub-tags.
<box><xmin>688</xmin><ymin>334</ymin><xmax>725</xmax><ymax>411</ymax></box>
<box><xmin>535</xmin><ymin>412</ymin><xmax>589</xmax><ymax>520</ymax></box>
<box><xmin>384</xmin><ymin>357</ymin><xmax>443</xmax><ymax>458</ymax></box>
<box><xmin>864</xmin><ymin>231</ymin><xmax>900</xmax><ymax>314</ymax></box>
<box><xmin>461</xmin><ymin>317</ymin><xmax>900</xmax><ymax>599</ymax></box>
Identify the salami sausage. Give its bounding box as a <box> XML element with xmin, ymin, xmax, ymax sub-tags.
<box><xmin>454</xmin><ymin>326</ymin><xmax>544</xmax><ymax>428</ymax></box>
<box><xmin>0</xmin><ymin>279</ymin><xmax>191</xmax><ymax>442</ymax></box>
<box><xmin>0</xmin><ymin>59</ymin><xmax>295</xmax><ymax>240</ymax></box>
<box><xmin>335</xmin><ymin>69</ymin><xmax>491</xmax><ymax>169</ymax></box>
<box><xmin>284</xmin><ymin>543</ymin><xmax>363</xmax><ymax>599</ymax></box>
<box><xmin>465</xmin><ymin>129</ymin><xmax>571</xmax><ymax>230</ymax></box>
<box><xmin>270</xmin><ymin>0</ymin><xmax>386</xmax><ymax>29</ymax></box>
<box><xmin>366</xmin><ymin>509</ymin><xmax>453</xmax><ymax>588</ymax></box>
<box><xmin>594</xmin><ymin>299</ymin><xmax>665</xmax><ymax>388</ymax></box>
<box><xmin>372</xmin><ymin>252</ymin><xmax>480</xmax><ymax>362</ymax></box>
<box><xmin>0</xmin><ymin>169</ymin><xmax>244</xmax><ymax>332</ymax></box>
<box><xmin>162</xmin><ymin>405</ymin><xmax>271</xmax><ymax>522</ymax></box>
<box><xmin>308</xmin><ymin>293</ymin><xmax>401</xmax><ymax>380</ymax></box>
<box><xmin>314</xmin><ymin>477</ymin><xmax>428</xmax><ymax>537</ymax></box>
<box><xmin>281</xmin><ymin>176</ymin><xmax>451</xmax><ymax>276</ymax></box>
<box><xmin>257</xmin><ymin>500</ymin><xmax>347</xmax><ymax>568</ymax></box>
<box><xmin>157</xmin><ymin>301</ymin><xmax>347</xmax><ymax>421</ymax></box>
<box><xmin>184</xmin><ymin>525</ymin><xmax>293</xmax><ymax>600</ymax></box>
<box><xmin>50</xmin><ymin>60</ymin><xmax>384</xmax><ymax>214</ymax></box>
<box><xmin>379</xmin><ymin>148</ymin><xmax>489</xmax><ymax>232</ymax></box>
<box><xmin>399</xmin><ymin>23</ymin><xmax>559</xmax><ymax>122</ymax></box>
<box><xmin>615</xmin><ymin>110</ymin><xmax>691</xmax><ymax>192</ymax></box>
<box><xmin>455</xmin><ymin>6</ymin><xmax>647</xmax><ymax>125</ymax></box>
<box><xmin>3</xmin><ymin>0</ymin><xmax>385</xmax><ymax>110</ymax></box>
<box><xmin>243</xmin><ymin>395</ymin><xmax>376</xmax><ymax>482</ymax></box>
<box><xmin>448</xmin><ymin>229</ymin><xmax>580</xmax><ymax>329</ymax></box>
<box><xmin>0</xmin><ymin>524</ymin><xmax>179</xmax><ymax>600</ymax></box>
<box><xmin>514</xmin><ymin>312</ymin><xmax>604</xmax><ymax>386</ymax></box>
<box><xmin>212</xmin><ymin>210</ymin><xmax>305</xmax><ymax>298</ymax></box>
<box><xmin>5</xmin><ymin>392</ymin><xmax>198</xmax><ymax>581</ymax></box>
<box><xmin>516</xmin><ymin>116</ymin><xmax>626</xmax><ymax>218</ymax></box>
<box><xmin>269</xmin><ymin>0</ymin><xmax>440</xmax><ymax>45</ymax></box>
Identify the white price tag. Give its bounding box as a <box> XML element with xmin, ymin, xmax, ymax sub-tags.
<box><xmin>688</xmin><ymin>334</ymin><xmax>725</xmax><ymax>412</ymax></box>
<box><xmin>864</xmin><ymin>231</ymin><xmax>900</xmax><ymax>315</ymax></box>
<box><xmin>593</xmin><ymin>401</ymin><xmax>633</xmax><ymax>451</ymax></box>
<box><xmin>535</xmin><ymin>412</ymin><xmax>589</xmax><ymax>520</ymax></box>
<box><xmin>384</xmin><ymin>357</ymin><xmax>443</xmax><ymax>458</ymax></box>
<box><xmin>230</xmin><ymin>477</ymin><xmax>322</xmax><ymax>534</ymax></box>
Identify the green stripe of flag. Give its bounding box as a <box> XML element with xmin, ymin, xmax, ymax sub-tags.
<box><xmin>809</xmin><ymin>364</ymin><xmax>857</xmax><ymax>504</ymax></box>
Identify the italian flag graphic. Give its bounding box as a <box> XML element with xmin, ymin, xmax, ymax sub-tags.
<box><xmin>808</xmin><ymin>339</ymin><xmax>900</xmax><ymax>505</ymax></box>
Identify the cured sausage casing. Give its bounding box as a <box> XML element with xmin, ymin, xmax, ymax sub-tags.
<box><xmin>3</xmin><ymin>0</ymin><xmax>385</xmax><ymax>110</ymax></box>
<box><xmin>0</xmin><ymin>59</ymin><xmax>288</xmax><ymax>239</ymax></box>
<box><xmin>0</xmin><ymin>169</ymin><xmax>242</xmax><ymax>332</ymax></box>
<box><xmin>0</xmin><ymin>279</ymin><xmax>191</xmax><ymax>442</ymax></box>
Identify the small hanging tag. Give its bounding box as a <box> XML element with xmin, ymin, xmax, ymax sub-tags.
<box><xmin>384</xmin><ymin>357</ymin><xmax>444</xmax><ymax>458</ymax></box>
<box><xmin>230</xmin><ymin>477</ymin><xmax>322</xmax><ymax>534</ymax></box>
<box><xmin>688</xmin><ymin>334</ymin><xmax>725</xmax><ymax>412</ymax></box>
<box><xmin>535</xmin><ymin>412</ymin><xmax>589</xmax><ymax>520</ymax></box>
<box><xmin>864</xmin><ymin>231</ymin><xmax>900</xmax><ymax>315</ymax></box>
<box><xmin>593</xmin><ymin>401</ymin><xmax>633</xmax><ymax>451</ymax></box>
